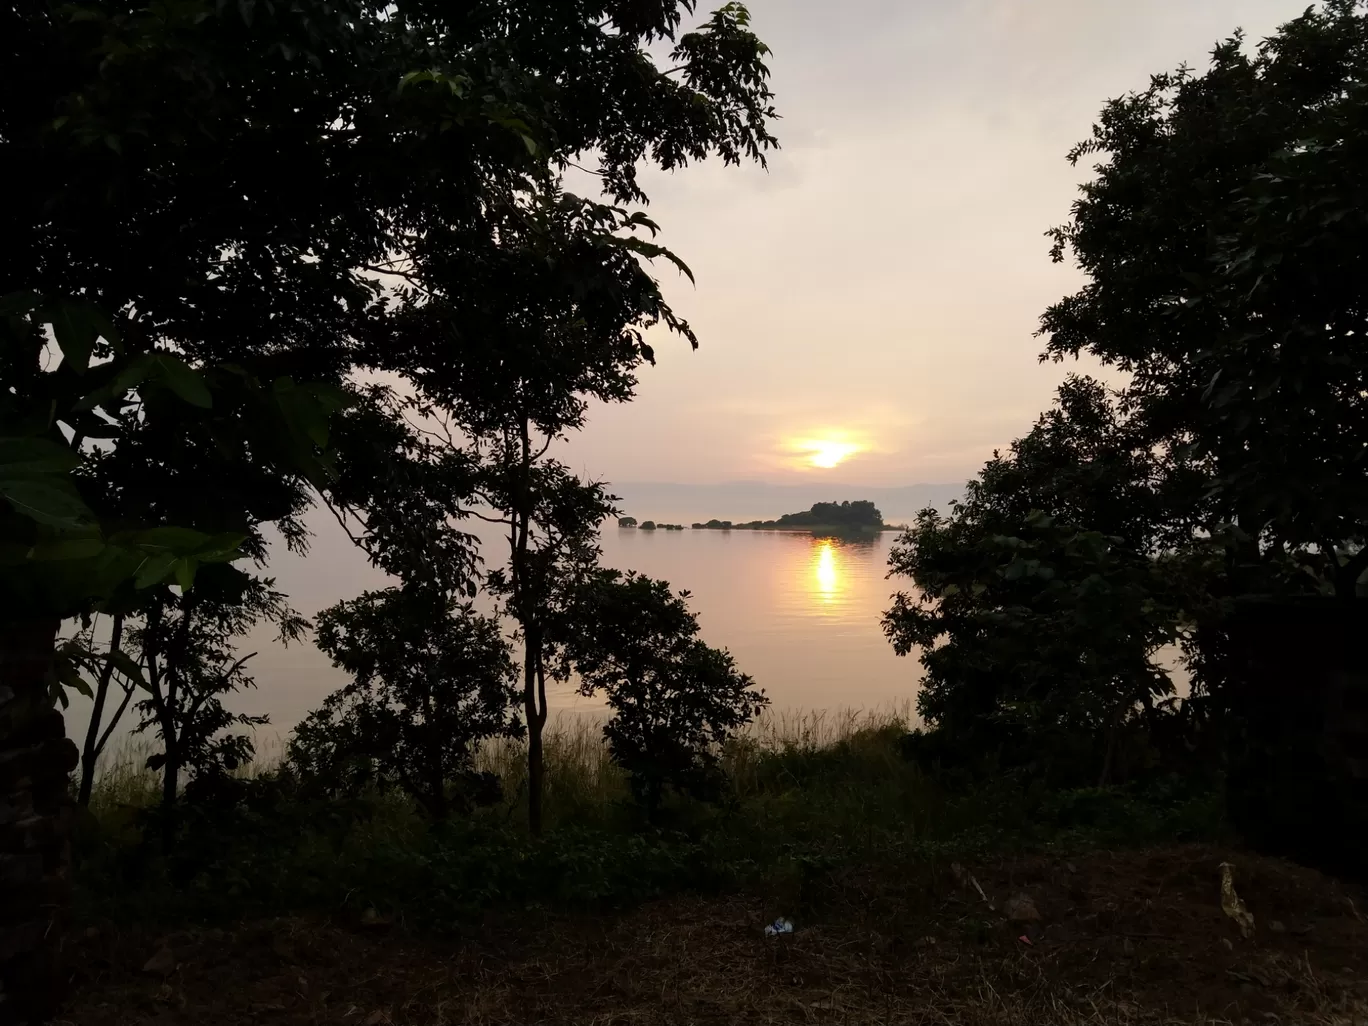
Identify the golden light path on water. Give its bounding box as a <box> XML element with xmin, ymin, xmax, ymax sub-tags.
<box><xmin>812</xmin><ymin>539</ymin><xmax>841</xmax><ymax>604</ymax></box>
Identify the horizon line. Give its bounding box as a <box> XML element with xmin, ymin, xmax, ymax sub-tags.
<box><xmin>608</xmin><ymin>479</ymin><xmax>968</xmax><ymax>489</ymax></box>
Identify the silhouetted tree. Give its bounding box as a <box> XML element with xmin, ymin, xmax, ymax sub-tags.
<box><xmin>560</xmin><ymin>570</ymin><xmax>767</xmax><ymax>818</ymax></box>
<box><xmin>128</xmin><ymin>567</ymin><xmax>305</xmax><ymax>820</ymax></box>
<box><xmin>884</xmin><ymin>379</ymin><xmax>1203</xmax><ymax>784</ymax></box>
<box><xmin>1039</xmin><ymin>0</ymin><xmax>1368</xmax><ymax>600</ymax></box>
<box><xmin>293</xmin><ymin>589</ymin><xmax>521</xmax><ymax>820</ymax></box>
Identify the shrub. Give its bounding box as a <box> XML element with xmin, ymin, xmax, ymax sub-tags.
<box><xmin>559</xmin><ymin>570</ymin><xmax>769</xmax><ymax>816</ymax></box>
<box><xmin>290</xmin><ymin>588</ymin><xmax>522</xmax><ymax>819</ymax></box>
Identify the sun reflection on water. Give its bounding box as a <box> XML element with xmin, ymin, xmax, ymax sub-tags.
<box><xmin>812</xmin><ymin>539</ymin><xmax>841</xmax><ymax>605</ymax></box>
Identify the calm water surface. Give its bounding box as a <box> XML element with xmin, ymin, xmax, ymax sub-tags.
<box><xmin>64</xmin><ymin>518</ymin><xmax>925</xmax><ymax>749</ymax></box>
<box><xmin>598</xmin><ymin>528</ymin><xmax>917</xmax><ymax>712</ymax></box>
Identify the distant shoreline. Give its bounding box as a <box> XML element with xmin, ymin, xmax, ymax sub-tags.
<box><xmin>691</xmin><ymin>524</ymin><xmax>907</xmax><ymax>534</ymax></box>
<box><xmin>619</xmin><ymin>523</ymin><xmax>909</xmax><ymax>536</ymax></box>
<box><xmin>619</xmin><ymin>501</ymin><xmax>908</xmax><ymax>537</ymax></box>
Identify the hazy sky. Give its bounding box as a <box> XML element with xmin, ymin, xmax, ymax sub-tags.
<box><xmin>553</xmin><ymin>0</ymin><xmax>1300</xmax><ymax>488</ymax></box>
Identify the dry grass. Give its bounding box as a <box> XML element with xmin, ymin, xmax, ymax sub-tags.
<box><xmin>84</xmin><ymin>735</ymin><xmax>288</xmax><ymax>811</ymax></box>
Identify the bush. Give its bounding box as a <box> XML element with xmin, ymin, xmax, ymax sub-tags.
<box><xmin>290</xmin><ymin>588</ymin><xmax>522</xmax><ymax>819</ymax></box>
<box><xmin>560</xmin><ymin>570</ymin><xmax>769</xmax><ymax>817</ymax></box>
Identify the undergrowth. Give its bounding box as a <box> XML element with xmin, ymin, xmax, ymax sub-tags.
<box><xmin>72</xmin><ymin>706</ymin><xmax>1229</xmax><ymax>932</ymax></box>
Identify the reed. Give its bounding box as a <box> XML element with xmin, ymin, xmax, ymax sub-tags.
<box><xmin>83</xmin><ymin>703</ymin><xmax>920</xmax><ymax>814</ymax></box>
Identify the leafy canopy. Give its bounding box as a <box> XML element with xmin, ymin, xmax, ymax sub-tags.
<box><xmin>1038</xmin><ymin>0</ymin><xmax>1368</xmax><ymax>596</ymax></box>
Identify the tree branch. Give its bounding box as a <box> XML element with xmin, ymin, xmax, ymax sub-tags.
<box><xmin>467</xmin><ymin>507</ymin><xmax>512</xmax><ymax>526</ymax></box>
<box><xmin>320</xmin><ymin>492</ymin><xmax>377</xmax><ymax>558</ymax></box>
<box><xmin>94</xmin><ymin>678</ymin><xmax>137</xmax><ymax>759</ymax></box>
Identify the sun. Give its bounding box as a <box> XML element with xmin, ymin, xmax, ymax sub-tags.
<box><xmin>793</xmin><ymin>437</ymin><xmax>860</xmax><ymax>469</ymax></box>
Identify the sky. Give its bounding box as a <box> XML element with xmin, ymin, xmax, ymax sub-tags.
<box><xmin>552</xmin><ymin>0</ymin><xmax>1302</xmax><ymax>489</ymax></box>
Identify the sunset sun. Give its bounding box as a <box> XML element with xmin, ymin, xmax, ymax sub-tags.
<box><xmin>792</xmin><ymin>436</ymin><xmax>862</xmax><ymax>469</ymax></box>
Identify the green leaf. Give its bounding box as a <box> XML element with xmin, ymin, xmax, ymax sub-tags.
<box><xmin>27</xmin><ymin>535</ymin><xmax>107</xmax><ymax>561</ymax></box>
<box><xmin>133</xmin><ymin>551</ymin><xmax>178</xmax><ymax>589</ymax></box>
<box><xmin>107</xmin><ymin>649</ymin><xmax>147</xmax><ymax>686</ymax></box>
<box><xmin>0</xmin><ymin>291</ymin><xmax>41</xmax><ymax>316</ymax></box>
<box><xmin>0</xmin><ymin>476</ymin><xmax>95</xmax><ymax>528</ymax></box>
<box><xmin>309</xmin><ymin>383</ymin><xmax>350</xmax><ymax>416</ymax></box>
<box><xmin>130</xmin><ymin>526</ymin><xmax>214</xmax><ymax>551</ymax></box>
<box><xmin>274</xmin><ymin>382</ymin><xmax>341</xmax><ymax>449</ymax></box>
<box><xmin>0</xmin><ymin>437</ymin><xmax>82</xmax><ymax>474</ymax></box>
<box><xmin>173</xmin><ymin>556</ymin><xmax>198</xmax><ymax>592</ymax></box>
<box><xmin>148</xmin><ymin>353</ymin><xmax>213</xmax><ymax>408</ymax></box>
<box><xmin>58</xmin><ymin>662</ymin><xmax>95</xmax><ymax>700</ymax></box>
<box><xmin>49</xmin><ymin>302</ymin><xmax>99</xmax><ymax>373</ymax></box>
<box><xmin>194</xmin><ymin>532</ymin><xmax>249</xmax><ymax>562</ymax></box>
<box><xmin>87</xmin><ymin>307</ymin><xmax>121</xmax><ymax>351</ymax></box>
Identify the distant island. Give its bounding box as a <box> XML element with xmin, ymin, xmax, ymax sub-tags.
<box><xmin>618</xmin><ymin>501</ymin><xmax>906</xmax><ymax>538</ymax></box>
<box><xmin>617</xmin><ymin>517</ymin><xmax>684</xmax><ymax>531</ymax></box>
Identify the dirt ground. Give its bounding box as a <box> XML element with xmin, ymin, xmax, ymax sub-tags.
<box><xmin>58</xmin><ymin>845</ymin><xmax>1368</xmax><ymax>1025</ymax></box>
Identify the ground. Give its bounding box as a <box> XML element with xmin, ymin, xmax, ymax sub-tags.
<box><xmin>60</xmin><ymin>845</ymin><xmax>1368</xmax><ymax>1025</ymax></box>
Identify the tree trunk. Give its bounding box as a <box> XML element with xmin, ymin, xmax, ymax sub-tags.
<box><xmin>0</xmin><ymin>617</ymin><xmax>80</xmax><ymax>1026</ymax></box>
<box><xmin>523</xmin><ymin>631</ymin><xmax>545</xmax><ymax>837</ymax></box>
<box><xmin>78</xmin><ymin>613</ymin><xmax>125</xmax><ymax>807</ymax></box>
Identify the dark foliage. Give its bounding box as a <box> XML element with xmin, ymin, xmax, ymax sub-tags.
<box><xmin>129</xmin><ymin>565</ymin><xmax>306</xmax><ymax>809</ymax></box>
<box><xmin>292</xmin><ymin>589</ymin><xmax>522</xmax><ymax>819</ymax></box>
<box><xmin>775</xmin><ymin>501</ymin><xmax>883</xmax><ymax>529</ymax></box>
<box><xmin>1039</xmin><ymin>0</ymin><xmax>1368</xmax><ymax>599</ymax></box>
<box><xmin>884</xmin><ymin>379</ymin><xmax>1200</xmax><ymax>787</ymax></box>
<box><xmin>561</xmin><ymin>570</ymin><xmax>769</xmax><ymax>816</ymax></box>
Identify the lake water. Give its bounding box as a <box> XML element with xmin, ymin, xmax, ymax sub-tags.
<box><xmin>63</xmin><ymin>514</ymin><xmax>926</xmax><ymax>751</ymax></box>
<box><xmin>589</xmin><ymin>526</ymin><xmax>917</xmax><ymax>712</ymax></box>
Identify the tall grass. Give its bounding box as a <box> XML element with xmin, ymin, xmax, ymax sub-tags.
<box><xmin>84</xmin><ymin>735</ymin><xmax>288</xmax><ymax>811</ymax></box>
<box><xmin>83</xmin><ymin>703</ymin><xmax>921</xmax><ymax>819</ymax></box>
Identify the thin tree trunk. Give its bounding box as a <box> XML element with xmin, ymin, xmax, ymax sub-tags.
<box><xmin>524</xmin><ymin>630</ymin><xmax>545</xmax><ymax>836</ymax></box>
<box><xmin>1098</xmin><ymin>701</ymin><xmax>1125</xmax><ymax>789</ymax></box>
<box><xmin>0</xmin><ymin>616</ymin><xmax>80</xmax><ymax>1025</ymax></box>
<box><xmin>156</xmin><ymin>695</ymin><xmax>179</xmax><ymax>853</ymax></box>
<box><xmin>511</xmin><ymin>414</ymin><xmax>548</xmax><ymax>836</ymax></box>
<box><xmin>141</xmin><ymin>605</ymin><xmax>182</xmax><ymax>851</ymax></box>
<box><xmin>423</xmin><ymin>687</ymin><xmax>446</xmax><ymax>821</ymax></box>
<box><xmin>78</xmin><ymin>612</ymin><xmax>125</xmax><ymax>807</ymax></box>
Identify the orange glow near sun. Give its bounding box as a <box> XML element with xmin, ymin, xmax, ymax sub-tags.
<box><xmin>791</xmin><ymin>435</ymin><xmax>862</xmax><ymax>469</ymax></box>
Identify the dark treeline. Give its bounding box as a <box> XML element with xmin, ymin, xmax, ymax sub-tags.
<box><xmin>885</xmin><ymin>1</ymin><xmax>1368</xmax><ymax>881</ymax></box>
<box><xmin>0</xmin><ymin>1</ymin><xmax>777</xmax><ymax>1018</ymax></box>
